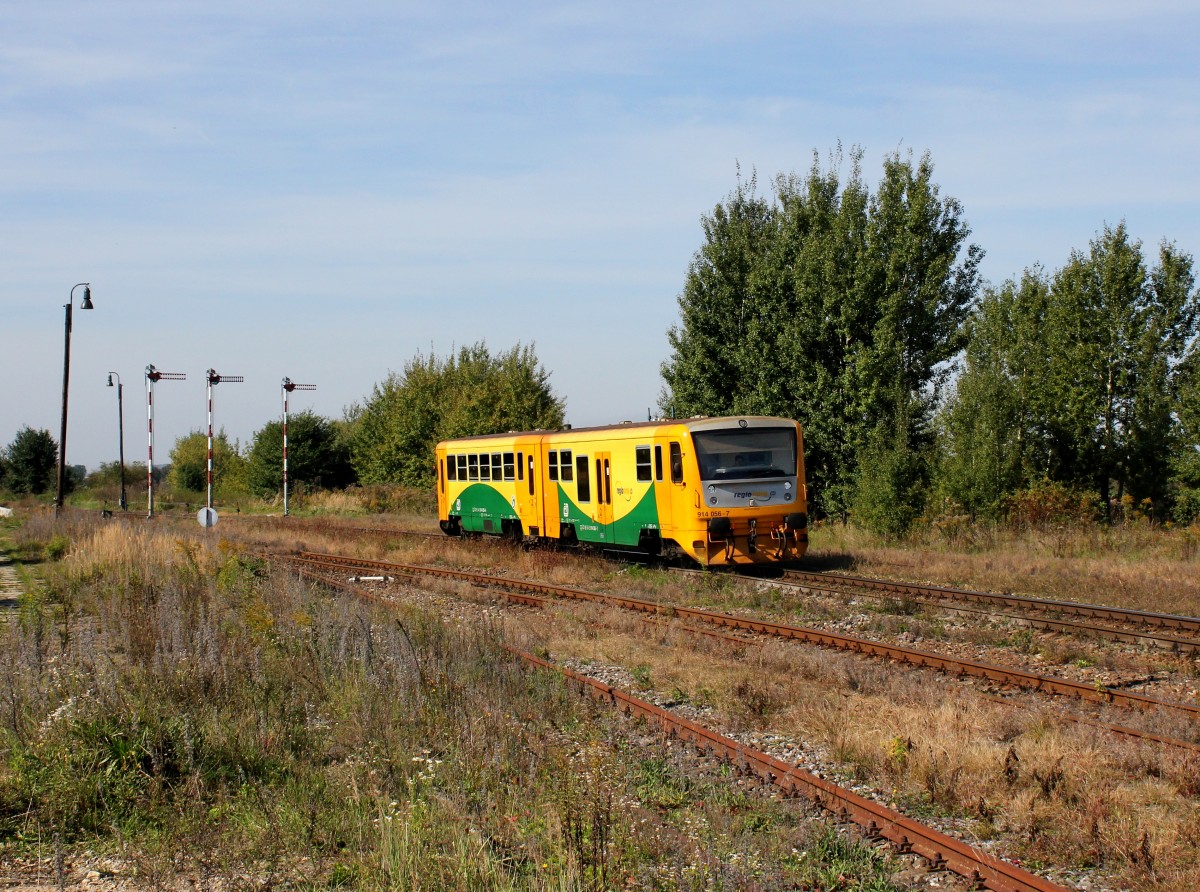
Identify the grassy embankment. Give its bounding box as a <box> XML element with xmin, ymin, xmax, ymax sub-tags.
<box><xmin>0</xmin><ymin>514</ymin><xmax>905</xmax><ymax>891</ymax></box>
<box><xmin>234</xmin><ymin>511</ymin><xmax>1200</xmax><ymax>891</ymax></box>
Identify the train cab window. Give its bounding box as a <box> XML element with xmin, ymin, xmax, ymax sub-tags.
<box><xmin>636</xmin><ymin>446</ymin><xmax>652</xmax><ymax>482</ymax></box>
<box><xmin>548</xmin><ymin>451</ymin><xmax>559</xmax><ymax>481</ymax></box>
<box><xmin>468</xmin><ymin>454</ymin><xmax>479</xmax><ymax>481</ymax></box>
<box><xmin>480</xmin><ymin>455</ymin><xmax>491</xmax><ymax>481</ymax></box>
<box><xmin>491</xmin><ymin>453</ymin><xmax>503</xmax><ymax>481</ymax></box>
<box><xmin>457</xmin><ymin>455</ymin><xmax>467</xmax><ymax>479</ymax></box>
<box><xmin>560</xmin><ymin>450</ymin><xmax>574</xmax><ymax>482</ymax></box>
<box><xmin>516</xmin><ymin>452</ymin><xmax>524</xmax><ymax>481</ymax></box>
<box><xmin>503</xmin><ymin>452</ymin><xmax>515</xmax><ymax>480</ymax></box>
<box><xmin>669</xmin><ymin>442</ymin><xmax>684</xmax><ymax>484</ymax></box>
<box><xmin>655</xmin><ymin>445</ymin><xmax>663</xmax><ymax>481</ymax></box>
<box><xmin>447</xmin><ymin>455</ymin><xmax>457</xmax><ymax>481</ymax></box>
<box><xmin>575</xmin><ymin>455</ymin><xmax>590</xmax><ymax>502</ymax></box>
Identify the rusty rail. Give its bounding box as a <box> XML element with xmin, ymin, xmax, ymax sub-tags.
<box><xmin>286</xmin><ymin>552</ymin><xmax>1200</xmax><ymax>722</ymax></box>
<box><xmin>281</xmin><ymin>559</ymin><xmax>1070</xmax><ymax>892</ymax></box>
<box><xmin>784</xmin><ymin>569</ymin><xmax>1200</xmax><ymax>636</ymax></box>
<box><xmin>519</xmin><ymin>648</ymin><xmax>1070</xmax><ymax>892</ymax></box>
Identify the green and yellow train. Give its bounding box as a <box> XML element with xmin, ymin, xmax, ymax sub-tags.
<box><xmin>435</xmin><ymin>416</ymin><xmax>808</xmax><ymax>566</ymax></box>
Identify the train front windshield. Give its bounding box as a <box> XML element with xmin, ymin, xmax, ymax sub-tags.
<box><xmin>692</xmin><ymin>427</ymin><xmax>797</xmax><ymax>481</ymax></box>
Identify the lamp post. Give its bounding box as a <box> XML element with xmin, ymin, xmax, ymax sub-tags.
<box><xmin>281</xmin><ymin>377</ymin><xmax>316</xmax><ymax>516</ymax></box>
<box><xmin>106</xmin><ymin>372</ymin><xmax>127</xmax><ymax>511</ymax></box>
<box><xmin>146</xmin><ymin>365</ymin><xmax>186</xmax><ymax>518</ymax></box>
<box><xmin>55</xmin><ymin>283</ymin><xmax>93</xmax><ymax>516</ymax></box>
<box><xmin>205</xmin><ymin>369</ymin><xmax>243</xmax><ymax>515</ymax></box>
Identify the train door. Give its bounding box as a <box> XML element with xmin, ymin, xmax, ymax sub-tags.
<box><xmin>654</xmin><ymin>437</ymin><xmax>689</xmax><ymax>554</ymax></box>
<box><xmin>524</xmin><ymin>448</ymin><xmax>543</xmax><ymax>537</ymax></box>
<box><xmin>594</xmin><ymin>451</ymin><xmax>613</xmax><ymax>542</ymax></box>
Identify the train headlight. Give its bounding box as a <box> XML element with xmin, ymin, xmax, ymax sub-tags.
<box><xmin>785</xmin><ymin>493</ymin><xmax>792</xmax><ymax>501</ymax></box>
<box><xmin>708</xmin><ymin>484</ymin><xmax>715</xmax><ymax>493</ymax></box>
<box><xmin>710</xmin><ymin>496</ymin><xmax>718</xmax><ymax>505</ymax></box>
<box><xmin>784</xmin><ymin>481</ymin><xmax>792</xmax><ymax>490</ymax></box>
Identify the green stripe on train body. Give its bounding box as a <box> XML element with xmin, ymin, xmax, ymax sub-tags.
<box><xmin>453</xmin><ymin>483</ymin><xmax>519</xmax><ymax>533</ymax></box>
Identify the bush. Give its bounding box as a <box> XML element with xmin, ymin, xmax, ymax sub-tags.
<box><xmin>1001</xmin><ymin>480</ymin><xmax>1098</xmax><ymax>529</ymax></box>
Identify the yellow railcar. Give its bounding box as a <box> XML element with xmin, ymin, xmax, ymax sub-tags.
<box><xmin>435</xmin><ymin>416</ymin><xmax>808</xmax><ymax>566</ymax></box>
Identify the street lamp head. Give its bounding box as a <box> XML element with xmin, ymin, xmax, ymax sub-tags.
<box><xmin>107</xmin><ymin>373</ymin><xmax>114</xmax><ymax>387</ymax></box>
<box><xmin>77</xmin><ymin>283</ymin><xmax>93</xmax><ymax>310</ymax></box>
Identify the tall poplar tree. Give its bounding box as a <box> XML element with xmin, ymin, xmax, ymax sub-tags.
<box><xmin>661</xmin><ymin>149</ymin><xmax>980</xmax><ymax>527</ymax></box>
<box><xmin>935</xmin><ymin>271</ymin><xmax>1052</xmax><ymax>517</ymax></box>
<box><xmin>937</xmin><ymin>225</ymin><xmax>1197</xmax><ymax>520</ymax></box>
<box><xmin>1045</xmin><ymin>225</ymin><xmax>1197</xmax><ymax>516</ymax></box>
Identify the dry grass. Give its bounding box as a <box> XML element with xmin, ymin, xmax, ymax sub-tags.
<box><xmin>808</xmin><ymin>521</ymin><xmax>1200</xmax><ymax>617</ymax></box>
<box><xmin>1</xmin><ymin>517</ymin><xmax>914</xmax><ymax>891</ymax></box>
<box><xmin>26</xmin><ymin>508</ymin><xmax>1200</xmax><ymax>888</ymax></box>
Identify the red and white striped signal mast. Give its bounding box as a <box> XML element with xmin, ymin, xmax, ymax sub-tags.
<box><xmin>145</xmin><ymin>364</ymin><xmax>186</xmax><ymax>518</ymax></box>
<box><xmin>204</xmin><ymin>369</ymin><xmax>244</xmax><ymax>522</ymax></box>
<box><xmin>281</xmin><ymin>377</ymin><xmax>316</xmax><ymax>516</ymax></box>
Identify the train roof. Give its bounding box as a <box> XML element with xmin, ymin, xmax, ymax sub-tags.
<box><xmin>436</xmin><ymin>416</ymin><xmax>800</xmax><ymax>446</ymax></box>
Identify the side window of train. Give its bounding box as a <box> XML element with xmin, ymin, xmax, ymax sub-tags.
<box><xmin>548</xmin><ymin>450</ymin><xmax>559</xmax><ymax>481</ymax></box>
<box><xmin>480</xmin><ymin>454</ymin><xmax>491</xmax><ymax>481</ymax></box>
<box><xmin>457</xmin><ymin>455</ymin><xmax>467</xmax><ymax>479</ymax></box>
<box><xmin>560</xmin><ymin>450</ymin><xmax>574</xmax><ymax>482</ymax></box>
<box><xmin>516</xmin><ymin>451</ymin><xmax>523</xmax><ymax>481</ymax></box>
<box><xmin>636</xmin><ymin>446</ymin><xmax>652</xmax><ymax>482</ymax></box>
<box><xmin>575</xmin><ymin>455</ymin><xmax>590</xmax><ymax>502</ymax></box>
<box><xmin>527</xmin><ymin>455</ymin><xmax>535</xmax><ymax>495</ymax></box>
<box><xmin>438</xmin><ymin>459</ymin><xmax>444</xmax><ymax>493</ymax></box>
<box><xmin>492</xmin><ymin>453</ymin><xmax>503</xmax><ymax>481</ymax></box>
<box><xmin>503</xmin><ymin>452</ymin><xmax>515</xmax><ymax>481</ymax></box>
<box><xmin>468</xmin><ymin>454</ymin><xmax>479</xmax><ymax>481</ymax></box>
<box><xmin>447</xmin><ymin>455</ymin><xmax>457</xmax><ymax>481</ymax></box>
<box><xmin>669</xmin><ymin>442</ymin><xmax>683</xmax><ymax>484</ymax></box>
<box><xmin>655</xmin><ymin>445</ymin><xmax>663</xmax><ymax>481</ymax></box>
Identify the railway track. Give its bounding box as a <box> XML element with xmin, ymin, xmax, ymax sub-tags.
<box><xmin>318</xmin><ymin>558</ymin><xmax>1200</xmax><ymax>757</ymax></box>
<box><xmin>784</xmin><ymin>568</ymin><xmax>1200</xmax><ymax>638</ymax></box>
<box><xmin>228</xmin><ymin>516</ymin><xmax>1200</xmax><ymax>654</ymax></box>
<box><xmin>282</xmin><ymin>551</ymin><xmax>1200</xmax><ymax>725</ymax></box>
<box><xmin>294</xmin><ymin>563</ymin><xmax>1069</xmax><ymax>892</ymax></box>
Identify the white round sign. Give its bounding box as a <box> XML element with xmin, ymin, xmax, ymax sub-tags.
<box><xmin>197</xmin><ymin>507</ymin><xmax>219</xmax><ymax>528</ymax></box>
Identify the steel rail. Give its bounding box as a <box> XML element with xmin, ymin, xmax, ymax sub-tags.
<box><xmin>278</xmin><ymin>560</ymin><xmax>1069</xmax><ymax>892</ymax></box>
<box><xmin>760</xmin><ymin>574</ymin><xmax>1200</xmax><ymax>654</ymax></box>
<box><xmin>240</xmin><ymin>516</ymin><xmax>1200</xmax><ymax>648</ymax></box>
<box><xmin>307</xmin><ymin>554</ymin><xmax>1200</xmax><ymax>754</ymax></box>
<box><xmin>287</xmin><ymin>552</ymin><xmax>1200</xmax><ymax>721</ymax></box>
<box><xmin>513</xmin><ymin>647</ymin><xmax>1068</xmax><ymax>892</ymax></box>
<box><xmin>784</xmin><ymin>569</ymin><xmax>1200</xmax><ymax>635</ymax></box>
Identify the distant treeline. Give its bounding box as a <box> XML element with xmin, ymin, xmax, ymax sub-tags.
<box><xmin>6</xmin><ymin>149</ymin><xmax>1197</xmax><ymax>531</ymax></box>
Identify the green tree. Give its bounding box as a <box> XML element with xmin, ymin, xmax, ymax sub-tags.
<box><xmin>936</xmin><ymin>226</ymin><xmax>1198</xmax><ymax>521</ymax></box>
<box><xmin>4</xmin><ymin>427</ymin><xmax>59</xmax><ymax>495</ymax></box>
<box><xmin>934</xmin><ymin>271</ymin><xmax>1052</xmax><ymax>518</ymax></box>
<box><xmin>169</xmin><ymin>430</ymin><xmax>248</xmax><ymax>500</ymax></box>
<box><xmin>661</xmin><ymin>148</ymin><xmax>981</xmax><ymax>529</ymax></box>
<box><xmin>246</xmin><ymin>411</ymin><xmax>355</xmax><ymax>498</ymax></box>
<box><xmin>1043</xmin><ymin>225</ymin><xmax>1197</xmax><ymax>517</ymax></box>
<box><xmin>660</xmin><ymin>165</ymin><xmax>775</xmax><ymax>419</ymax></box>
<box><xmin>351</xmin><ymin>342</ymin><xmax>565</xmax><ymax>488</ymax></box>
<box><xmin>1170</xmin><ymin>346</ymin><xmax>1200</xmax><ymax>523</ymax></box>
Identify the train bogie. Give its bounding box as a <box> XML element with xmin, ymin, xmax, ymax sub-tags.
<box><xmin>435</xmin><ymin>416</ymin><xmax>808</xmax><ymax>566</ymax></box>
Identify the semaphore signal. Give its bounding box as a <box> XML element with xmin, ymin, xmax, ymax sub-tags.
<box><xmin>205</xmin><ymin>369</ymin><xmax>244</xmax><ymax>521</ymax></box>
<box><xmin>145</xmin><ymin>365</ymin><xmax>186</xmax><ymax>518</ymax></box>
<box><xmin>282</xmin><ymin>377</ymin><xmax>317</xmax><ymax>517</ymax></box>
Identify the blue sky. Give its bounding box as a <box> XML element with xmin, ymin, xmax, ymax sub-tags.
<box><xmin>3</xmin><ymin>1</ymin><xmax>1198</xmax><ymax>473</ymax></box>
